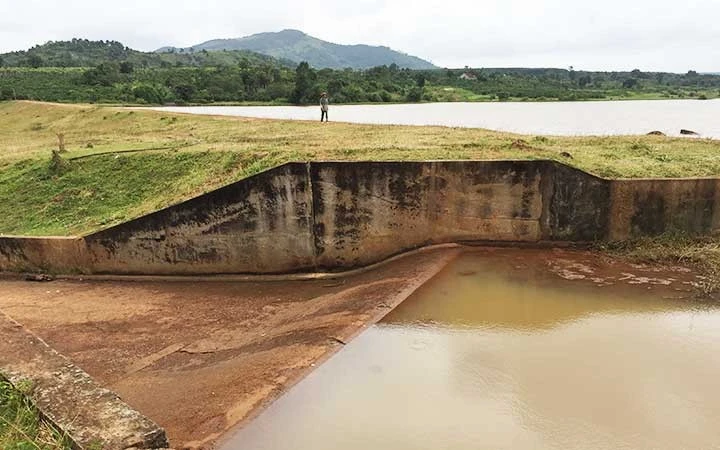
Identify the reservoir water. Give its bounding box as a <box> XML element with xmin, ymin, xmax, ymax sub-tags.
<box><xmin>220</xmin><ymin>251</ymin><xmax>720</xmax><ymax>450</ymax></box>
<box><xmin>152</xmin><ymin>99</ymin><xmax>720</xmax><ymax>139</ymax></box>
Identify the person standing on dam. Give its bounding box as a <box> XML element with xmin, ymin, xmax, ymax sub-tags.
<box><xmin>320</xmin><ymin>92</ymin><xmax>329</xmax><ymax>122</ymax></box>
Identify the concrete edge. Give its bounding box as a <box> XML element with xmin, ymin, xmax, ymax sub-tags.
<box><xmin>0</xmin><ymin>242</ymin><xmax>461</xmax><ymax>283</ymax></box>
<box><xmin>0</xmin><ymin>241</ymin><xmax>592</xmax><ymax>284</ymax></box>
<box><xmin>0</xmin><ymin>311</ymin><xmax>169</xmax><ymax>450</ymax></box>
<box><xmin>214</xmin><ymin>244</ymin><xmax>463</xmax><ymax>449</ymax></box>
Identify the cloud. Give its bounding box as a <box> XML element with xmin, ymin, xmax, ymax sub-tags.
<box><xmin>0</xmin><ymin>0</ymin><xmax>718</xmax><ymax>71</ymax></box>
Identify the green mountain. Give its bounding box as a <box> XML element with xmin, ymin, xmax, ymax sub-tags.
<box><xmin>0</xmin><ymin>39</ymin><xmax>292</xmax><ymax>68</ymax></box>
<box><xmin>157</xmin><ymin>29</ymin><xmax>437</xmax><ymax>70</ymax></box>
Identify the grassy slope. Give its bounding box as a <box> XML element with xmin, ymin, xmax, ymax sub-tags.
<box><xmin>2</xmin><ymin>100</ymin><xmax>720</xmax><ymax>236</ymax></box>
<box><xmin>0</xmin><ymin>380</ymin><xmax>72</xmax><ymax>450</ymax></box>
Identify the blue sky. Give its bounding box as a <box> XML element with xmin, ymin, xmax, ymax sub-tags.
<box><xmin>1</xmin><ymin>0</ymin><xmax>718</xmax><ymax>72</ymax></box>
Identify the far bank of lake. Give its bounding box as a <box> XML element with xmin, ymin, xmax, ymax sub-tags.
<box><xmin>152</xmin><ymin>99</ymin><xmax>720</xmax><ymax>139</ymax></box>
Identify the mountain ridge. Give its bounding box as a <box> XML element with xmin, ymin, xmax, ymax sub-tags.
<box><xmin>157</xmin><ymin>29</ymin><xmax>437</xmax><ymax>70</ymax></box>
<box><xmin>0</xmin><ymin>38</ymin><xmax>293</xmax><ymax>68</ymax></box>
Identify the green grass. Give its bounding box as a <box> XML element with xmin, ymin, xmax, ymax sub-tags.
<box><xmin>0</xmin><ymin>380</ymin><xmax>72</xmax><ymax>450</ymax></box>
<box><xmin>2</xmin><ymin>100</ymin><xmax>720</xmax><ymax>236</ymax></box>
<box><xmin>0</xmin><ymin>151</ymin><xmax>254</xmax><ymax>235</ymax></box>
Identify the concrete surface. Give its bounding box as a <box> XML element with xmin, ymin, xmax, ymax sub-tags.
<box><xmin>0</xmin><ymin>311</ymin><xmax>168</xmax><ymax>450</ymax></box>
<box><xmin>0</xmin><ymin>246</ymin><xmax>460</xmax><ymax>449</ymax></box>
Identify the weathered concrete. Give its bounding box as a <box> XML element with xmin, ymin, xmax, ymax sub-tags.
<box><xmin>312</xmin><ymin>161</ymin><xmax>546</xmax><ymax>269</ymax></box>
<box><xmin>85</xmin><ymin>162</ymin><xmax>315</xmax><ymax>274</ymax></box>
<box><xmin>2</xmin><ymin>161</ymin><xmax>720</xmax><ymax>275</ymax></box>
<box><xmin>608</xmin><ymin>178</ymin><xmax>720</xmax><ymax>240</ymax></box>
<box><xmin>544</xmin><ymin>162</ymin><xmax>611</xmax><ymax>241</ymax></box>
<box><xmin>0</xmin><ymin>311</ymin><xmax>168</xmax><ymax>450</ymax></box>
<box><xmin>0</xmin><ymin>237</ymin><xmax>86</xmax><ymax>273</ymax></box>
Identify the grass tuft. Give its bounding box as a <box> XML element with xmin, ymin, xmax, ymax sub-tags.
<box><xmin>0</xmin><ymin>380</ymin><xmax>72</xmax><ymax>450</ymax></box>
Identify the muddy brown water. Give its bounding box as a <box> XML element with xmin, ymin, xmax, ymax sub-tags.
<box><xmin>219</xmin><ymin>252</ymin><xmax>720</xmax><ymax>450</ymax></box>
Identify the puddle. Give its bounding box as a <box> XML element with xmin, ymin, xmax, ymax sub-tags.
<box><xmin>220</xmin><ymin>251</ymin><xmax>720</xmax><ymax>450</ymax></box>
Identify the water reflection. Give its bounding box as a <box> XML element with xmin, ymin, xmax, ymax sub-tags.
<box><xmin>383</xmin><ymin>252</ymin><xmax>699</xmax><ymax>331</ymax></box>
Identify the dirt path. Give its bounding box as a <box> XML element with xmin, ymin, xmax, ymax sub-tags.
<box><xmin>0</xmin><ymin>247</ymin><xmax>459</xmax><ymax>449</ymax></box>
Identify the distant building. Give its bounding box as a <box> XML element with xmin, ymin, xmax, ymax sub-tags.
<box><xmin>459</xmin><ymin>72</ymin><xmax>477</xmax><ymax>80</ymax></box>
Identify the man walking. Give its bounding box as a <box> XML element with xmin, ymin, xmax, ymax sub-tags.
<box><xmin>320</xmin><ymin>92</ymin><xmax>329</xmax><ymax>122</ymax></box>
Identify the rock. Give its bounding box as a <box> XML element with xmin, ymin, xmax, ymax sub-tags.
<box><xmin>25</xmin><ymin>274</ymin><xmax>54</xmax><ymax>282</ymax></box>
<box><xmin>647</xmin><ymin>131</ymin><xmax>666</xmax><ymax>136</ymax></box>
<box><xmin>680</xmin><ymin>129</ymin><xmax>699</xmax><ymax>135</ymax></box>
<box><xmin>560</xmin><ymin>151</ymin><xmax>573</xmax><ymax>159</ymax></box>
<box><xmin>510</xmin><ymin>139</ymin><xmax>531</xmax><ymax>150</ymax></box>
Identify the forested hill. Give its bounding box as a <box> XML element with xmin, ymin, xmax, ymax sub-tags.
<box><xmin>157</xmin><ymin>29</ymin><xmax>437</xmax><ymax>70</ymax></box>
<box><xmin>0</xmin><ymin>39</ymin><xmax>292</xmax><ymax>68</ymax></box>
<box><xmin>1</xmin><ymin>38</ymin><xmax>719</xmax><ymax>106</ymax></box>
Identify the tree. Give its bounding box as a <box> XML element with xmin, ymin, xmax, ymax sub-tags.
<box><xmin>327</xmin><ymin>79</ymin><xmax>344</xmax><ymax>96</ymax></box>
<box><xmin>119</xmin><ymin>61</ymin><xmax>134</xmax><ymax>74</ymax></box>
<box><xmin>291</xmin><ymin>61</ymin><xmax>316</xmax><ymax>104</ymax></box>
<box><xmin>406</xmin><ymin>86</ymin><xmax>423</xmax><ymax>102</ymax></box>
<box><xmin>0</xmin><ymin>87</ymin><xmax>14</xmax><ymax>100</ymax></box>
<box><xmin>82</xmin><ymin>62</ymin><xmax>121</xmax><ymax>86</ymax></box>
<box><xmin>132</xmin><ymin>83</ymin><xmax>170</xmax><ymax>104</ymax></box>
<box><xmin>173</xmin><ymin>84</ymin><xmax>195</xmax><ymax>102</ymax></box>
<box><xmin>622</xmin><ymin>78</ymin><xmax>638</xmax><ymax>89</ymax></box>
<box><xmin>26</xmin><ymin>54</ymin><xmax>44</xmax><ymax>68</ymax></box>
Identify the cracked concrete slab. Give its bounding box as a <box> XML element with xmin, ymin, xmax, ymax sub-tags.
<box><xmin>0</xmin><ymin>311</ymin><xmax>168</xmax><ymax>450</ymax></box>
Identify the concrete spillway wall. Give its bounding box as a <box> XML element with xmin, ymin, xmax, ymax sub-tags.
<box><xmin>1</xmin><ymin>160</ymin><xmax>718</xmax><ymax>275</ymax></box>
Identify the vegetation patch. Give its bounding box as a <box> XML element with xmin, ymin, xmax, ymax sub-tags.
<box><xmin>0</xmin><ymin>380</ymin><xmax>72</xmax><ymax>450</ymax></box>
<box><xmin>0</xmin><ymin>150</ymin><xmax>250</xmax><ymax>235</ymax></box>
<box><xmin>598</xmin><ymin>234</ymin><xmax>720</xmax><ymax>297</ymax></box>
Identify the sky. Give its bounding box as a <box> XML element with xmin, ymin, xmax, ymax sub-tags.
<box><xmin>1</xmin><ymin>0</ymin><xmax>719</xmax><ymax>72</ymax></box>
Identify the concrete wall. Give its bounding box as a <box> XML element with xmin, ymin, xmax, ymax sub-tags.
<box><xmin>2</xmin><ymin>161</ymin><xmax>720</xmax><ymax>275</ymax></box>
<box><xmin>84</xmin><ymin>163</ymin><xmax>315</xmax><ymax>274</ymax></box>
<box><xmin>608</xmin><ymin>178</ymin><xmax>720</xmax><ymax>240</ymax></box>
<box><xmin>312</xmin><ymin>161</ymin><xmax>547</xmax><ymax>269</ymax></box>
<box><xmin>0</xmin><ymin>237</ymin><xmax>86</xmax><ymax>273</ymax></box>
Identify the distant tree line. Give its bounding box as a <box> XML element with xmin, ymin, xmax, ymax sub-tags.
<box><xmin>1</xmin><ymin>39</ymin><xmax>719</xmax><ymax>105</ymax></box>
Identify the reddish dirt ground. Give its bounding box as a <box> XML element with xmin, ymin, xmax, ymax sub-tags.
<box><xmin>0</xmin><ymin>246</ymin><xmax>707</xmax><ymax>449</ymax></box>
<box><xmin>0</xmin><ymin>246</ymin><xmax>459</xmax><ymax>449</ymax></box>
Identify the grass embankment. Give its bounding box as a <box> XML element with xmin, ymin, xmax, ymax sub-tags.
<box><xmin>0</xmin><ymin>380</ymin><xmax>72</xmax><ymax>450</ymax></box>
<box><xmin>2</xmin><ymin>99</ymin><xmax>720</xmax><ymax>237</ymax></box>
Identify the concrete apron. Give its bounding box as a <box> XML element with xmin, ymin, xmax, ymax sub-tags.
<box><xmin>0</xmin><ymin>245</ymin><xmax>462</xmax><ymax>449</ymax></box>
<box><xmin>0</xmin><ymin>311</ymin><xmax>168</xmax><ymax>450</ymax></box>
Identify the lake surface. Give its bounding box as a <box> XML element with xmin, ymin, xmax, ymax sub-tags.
<box><xmin>153</xmin><ymin>99</ymin><xmax>720</xmax><ymax>138</ymax></box>
<box><xmin>220</xmin><ymin>251</ymin><xmax>720</xmax><ymax>450</ymax></box>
